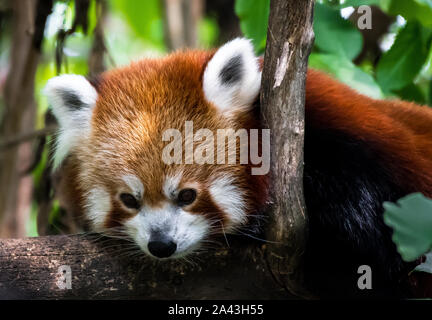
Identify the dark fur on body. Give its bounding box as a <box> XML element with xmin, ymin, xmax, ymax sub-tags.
<box><xmin>303</xmin><ymin>127</ymin><xmax>416</xmax><ymax>298</ymax></box>
<box><xmin>298</xmin><ymin>69</ymin><xmax>432</xmax><ymax>298</ymax></box>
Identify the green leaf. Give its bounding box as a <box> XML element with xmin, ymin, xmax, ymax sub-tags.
<box><xmin>309</xmin><ymin>53</ymin><xmax>384</xmax><ymax>98</ymax></box>
<box><xmin>429</xmin><ymin>78</ymin><xmax>432</xmax><ymax>106</ymax></box>
<box><xmin>235</xmin><ymin>0</ymin><xmax>270</xmax><ymax>53</ymax></box>
<box><xmin>415</xmin><ymin>252</ymin><xmax>432</xmax><ymax>274</ymax></box>
<box><xmin>376</xmin><ymin>22</ymin><xmax>431</xmax><ymax>93</ymax></box>
<box><xmin>387</xmin><ymin>0</ymin><xmax>432</xmax><ymax>27</ymax></box>
<box><xmin>383</xmin><ymin>193</ymin><xmax>432</xmax><ymax>262</ymax></box>
<box><xmin>393</xmin><ymin>82</ymin><xmax>427</xmax><ymax>104</ymax></box>
<box><xmin>314</xmin><ymin>3</ymin><xmax>363</xmax><ymax>60</ymax></box>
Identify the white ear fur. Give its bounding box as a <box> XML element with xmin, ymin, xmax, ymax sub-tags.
<box><xmin>203</xmin><ymin>38</ymin><xmax>261</xmax><ymax>117</ymax></box>
<box><xmin>44</xmin><ymin>74</ymin><xmax>97</xmax><ymax>168</ymax></box>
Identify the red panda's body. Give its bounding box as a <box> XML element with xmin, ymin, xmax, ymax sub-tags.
<box><xmin>304</xmin><ymin>70</ymin><xmax>432</xmax><ymax>298</ymax></box>
<box><xmin>306</xmin><ymin>69</ymin><xmax>432</xmax><ymax>195</ymax></box>
<box><xmin>45</xmin><ymin>38</ymin><xmax>432</xmax><ymax>298</ymax></box>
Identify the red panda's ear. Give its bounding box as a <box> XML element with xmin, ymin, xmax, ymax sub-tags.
<box><xmin>44</xmin><ymin>74</ymin><xmax>98</xmax><ymax>168</ymax></box>
<box><xmin>203</xmin><ymin>38</ymin><xmax>261</xmax><ymax>117</ymax></box>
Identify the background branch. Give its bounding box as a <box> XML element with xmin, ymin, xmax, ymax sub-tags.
<box><xmin>0</xmin><ymin>0</ymin><xmax>52</xmax><ymax>238</ymax></box>
<box><xmin>0</xmin><ymin>125</ymin><xmax>56</xmax><ymax>151</ymax></box>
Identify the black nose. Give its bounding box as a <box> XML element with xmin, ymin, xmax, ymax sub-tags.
<box><xmin>148</xmin><ymin>239</ymin><xmax>177</xmax><ymax>258</ymax></box>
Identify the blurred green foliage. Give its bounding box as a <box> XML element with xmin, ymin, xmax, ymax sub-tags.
<box><xmin>376</xmin><ymin>21</ymin><xmax>431</xmax><ymax>94</ymax></box>
<box><xmin>314</xmin><ymin>3</ymin><xmax>363</xmax><ymax>60</ymax></box>
<box><xmin>108</xmin><ymin>0</ymin><xmax>164</xmax><ymax>49</ymax></box>
<box><xmin>199</xmin><ymin>17</ymin><xmax>220</xmax><ymax>49</ymax></box>
<box><xmin>386</xmin><ymin>0</ymin><xmax>432</xmax><ymax>28</ymax></box>
<box><xmin>235</xmin><ymin>0</ymin><xmax>432</xmax><ymax>105</ymax></box>
<box><xmin>309</xmin><ymin>52</ymin><xmax>384</xmax><ymax>98</ymax></box>
<box><xmin>235</xmin><ymin>0</ymin><xmax>269</xmax><ymax>52</ymax></box>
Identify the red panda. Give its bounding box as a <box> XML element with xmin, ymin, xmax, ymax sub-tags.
<box><xmin>45</xmin><ymin>38</ymin><xmax>432</xmax><ymax>298</ymax></box>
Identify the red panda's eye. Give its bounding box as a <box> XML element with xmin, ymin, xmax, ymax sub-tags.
<box><xmin>177</xmin><ymin>189</ymin><xmax>197</xmax><ymax>206</ymax></box>
<box><xmin>120</xmin><ymin>193</ymin><xmax>140</xmax><ymax>209</ymax></box>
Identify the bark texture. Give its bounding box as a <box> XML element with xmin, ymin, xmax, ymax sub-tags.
<box><xmin>260</xmin><ymin>0</ymin><xmax>315</xmax><ymax>298</ymax></box>
<box><xmin>0</xmin><ymin>235</ymin><xmax>287</xmax><ymax>299</ymax></box>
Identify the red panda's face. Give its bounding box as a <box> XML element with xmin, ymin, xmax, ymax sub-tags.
<box><xmin>45</xmin><ymin>38</ymin><xmax>268</xmax><ymax>259</ymax></box>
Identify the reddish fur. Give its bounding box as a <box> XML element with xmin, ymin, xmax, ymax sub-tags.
<box><xmin>60</xmin><ymin>50</ymin><xmax>268</xmax><ymax>230</ymax></box>
<box><xmin>52</xmin><ymin>49</ymin><xmax>432</xmax><ymax>299</ymax></box>
<box><xmin>58</xmin><ymin>50</ymin><xmax>432</xmax><ymax>235</ymax></box>
<box><xmin>306</xmin><ymin>69</ymin><xmax>432</xmax><ymax>197</ymax></box>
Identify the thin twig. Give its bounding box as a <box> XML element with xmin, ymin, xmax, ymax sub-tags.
<box><xmin>0</xmin><ymin>125</ymin><xmax>57</xmax><ymax>151</ymax></box>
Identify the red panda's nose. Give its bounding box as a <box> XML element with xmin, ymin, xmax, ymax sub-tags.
<box><xmin>148</xmin><ymin>238</ymin><xmax>177</xmax><ymax>258</ymax></box>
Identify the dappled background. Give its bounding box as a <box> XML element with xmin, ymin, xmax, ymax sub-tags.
<box><xmin>0</xmin><ymin>0</ymin><xmax>431</xmax><ymax>239</ymax></box>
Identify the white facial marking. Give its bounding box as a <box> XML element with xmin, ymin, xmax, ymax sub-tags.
<box><xmin>84</xmin><ymin>187</ymin><xmax>111</xmax><ymax>231</ymax></box>
<box><xmin>203</xmin><ymin>38</ymin><xmax>261</xmax><ymax>117</ymax></box>
<box><xmin>209</xmin><ymin>175</ymin><xmax>246</xmax><ymax>229</ymax></box>
<box><xmin>124</xmin><ymin>202</ymin><xmax>209</xmax><ymax>259</ymax></box>
<box><xmin>121</xmin><ymin>174</ymin><xmax>144</xmax><ymax>199</ymax></box>
<box><xmin>44</xmin><ymin>74</ymin><xmax>98</xmax><ymax>168</ymax></box>
<box><xmin>163</xmin><ymin>172</ymin><xmax>183</xmax><ymax>199</ymax></box>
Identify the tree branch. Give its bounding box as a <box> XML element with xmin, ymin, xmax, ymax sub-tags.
<box><xmin>0</xmin><ymin>125</ymin><xmax>57</xmax><ymax>151</ymax></box>
<box><xmin>0</xmin><ymin>235</ymin><xmax>290</xmax><ymax>299</ymax></box>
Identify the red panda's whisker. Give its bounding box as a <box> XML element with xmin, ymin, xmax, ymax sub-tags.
<box><xmin>232</xmin><ymin>229</ymin><xmax>281</xmax><ymax>244</ymax></box>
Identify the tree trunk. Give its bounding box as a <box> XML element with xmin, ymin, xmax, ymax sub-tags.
<box><xmin>205</xmin><ymin>0</ymin><xmax>241</xmax><ymax>45</ymax></box>
<box><xmin>88</xmin><ymin>0</ymin><xmax>108</xmax><ymax>77</ymax></box>
<box><xmin>0</xmin><ymin>0</ymin><xmax>51</xmax><ymax>238</ymax></box>
<box><xmin>162</xmin><ymin>0</ymin><xmax>203</xmax><ymax>50</ymax></box>
<box><xmin>260</xmin><ymin>0</ymin><xmax>315</xmax><ymax>299</ymax></box>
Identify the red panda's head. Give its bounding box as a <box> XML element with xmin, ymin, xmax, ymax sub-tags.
<box><xmin>45</xmin><ymin>38</ymin><xmax>269</xmax><ymax>259</ymax></box>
